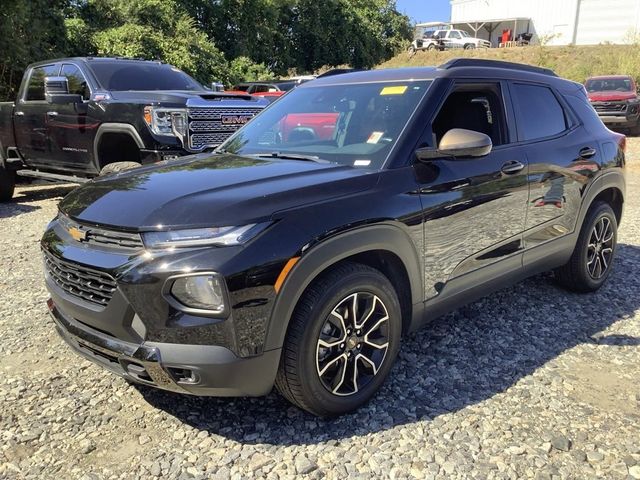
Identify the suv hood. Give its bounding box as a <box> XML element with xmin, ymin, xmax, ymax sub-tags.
<box><xmin>588</xmin><ymin>91</ymin><xmax>637</xmax><ymax>102</ymax></box>
<box><xmin>59</xmin><ymin>154</ymin><xmax>378</xmax><ymax>230</ymax></box>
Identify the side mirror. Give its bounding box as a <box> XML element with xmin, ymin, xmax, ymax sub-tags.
<box><xmin>45</xmin><ymin>76</ymin><xmax>83</xmax><ymax>104</ymax></box>
<box><xmin>416</xmin><ymin>128</ymin><xmax>493</xmax><ymax>160</ymax></box>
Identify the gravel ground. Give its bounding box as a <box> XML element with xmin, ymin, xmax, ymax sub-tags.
<box><xmin>1</xmin><ymin>139</ymin><xmax>640</xmax><ymax>480</ymax></box>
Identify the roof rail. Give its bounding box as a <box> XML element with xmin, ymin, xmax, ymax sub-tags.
<box><xmin>439</xmin><ymin>58</ymin><xmax>558</xmax><ymax>77</ymax></box>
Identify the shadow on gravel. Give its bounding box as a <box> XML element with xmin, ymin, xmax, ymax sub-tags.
<box><xmin>136</xmin><ymin>243</ymin><xmax>640</xmax><ymax>445</ymax></box>
<box><xmin>0</xmin><ymin>184</ymin><xmax>76</xmax><ymax>218</ymax></box>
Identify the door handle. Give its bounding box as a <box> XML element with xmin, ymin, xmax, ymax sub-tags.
<box><xmin>501</xmin><ymin>160</ymin><xmax>525</xmax><ymax>175</ymax></box>
<box><xmin>46</xmin><ymin>111</ymin><xmax>59</xmax><ymax>117</ymax></box>
<box><xmin>579</xmin><ymin>146</ymin><xmax>596</xmax><ymax>158</ymax></box>
<box><xmin>14</xmin><ymin>111</ymin><xmax>24</xmax><ymax>116</ymax></box>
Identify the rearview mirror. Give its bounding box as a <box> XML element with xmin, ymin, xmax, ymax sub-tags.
<box><xmin>416</xmin><ymin>128</ymin><xmax>493</xmax><ymax>160</ymax></box>
<box><xmin>45</xmin><ymin>76</ymin><xmax>82</xmax><ymax>104</ymax></box>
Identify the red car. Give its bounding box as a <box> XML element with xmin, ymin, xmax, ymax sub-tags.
<box><xmin>585</xmin><ymin>75</ymin><xmax>640</xmax><ymax>134</ymax></box>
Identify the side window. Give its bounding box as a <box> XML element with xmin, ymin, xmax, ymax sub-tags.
<box><xmin>450</xmin><ymin>31</ymin><xmax>461</xmax><ymax>39</ymax></box>
<box><xmin>511</xmin><ymin>83</ymin><xmax>567</xmax><ymax>141</ymax></box>
<box><xmin>61</xmin><ymin>64</ymin><xmax>90</xmax><ymax>100</ymax></box>
<box><xmin>25</xmin><ymin>65</ymin><xmax>59</xmax><ymax>101</ymax></box>
<box><xmin>432</xmin><ymin>84</ymin><xmax>507</xmax><ymax>147</ymax></box>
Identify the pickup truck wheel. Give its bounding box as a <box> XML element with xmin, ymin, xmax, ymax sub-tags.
<box><xmin>426</xmin><ymin>43</ymin><xmax>436</xmax><ymax>51</ymax></box>
<box><xmin>0</xmin><ymin>166</ymin><xmax>16</xmax><ymax>202</ymax></box>
<box><xmin>275</xmin><ymin>262</ymin><xmax>402</xmax><ymax>417</ymax></box>
<box><xmin>99</xmin><ymin>161</ymin><xmax>142</xmax><ymax>176</ymax></box>
<box><xmin>554</xmin><ymin>201</ymin><xmax>617</xmax><ymax>292</ymax></box>
<box><xmin>464</xmin><ymin>43</ymin><xmax>475</xmax><ymax>50</ymax></box>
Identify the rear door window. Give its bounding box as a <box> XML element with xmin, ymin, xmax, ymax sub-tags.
<box><xmin>511</xmin><ymin>83</ymin><xmax>568</xmax><ymax>141</ymax></box>
<box><xmin>25</xmin><ymin>65</ymin><xmax>59</xmax><ymax>101</ymax></box>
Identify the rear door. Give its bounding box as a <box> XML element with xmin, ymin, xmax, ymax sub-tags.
<box><xmin>416</xmin><ymin>80</ymin><xmax>529</xmax><ymax>299</ymax></box>
<box><xmin>509</xmin><ymin>81</ymin><xmax>601</xmax><ymax>264</ymax></box>
<box><xmin>13</xmin><ymin>64</ymin><xmax>59</xmax><ymax>166</ymax></box>
<box><xmin>47</xmin><ymin>63</ymin><xmax>98</xmax><ymax>171</ymax></box>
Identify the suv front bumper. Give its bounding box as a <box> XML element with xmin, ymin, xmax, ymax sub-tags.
<box><xmin>48</xmin><ymin>298</ymin><xmax>280</xmax><ymax>396</ymax></box>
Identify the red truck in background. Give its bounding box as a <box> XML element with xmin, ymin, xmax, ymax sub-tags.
<box><xmin>586</xmin><ymin>75</ymin><xmax>640</xmax><ymax>135</ymax></box>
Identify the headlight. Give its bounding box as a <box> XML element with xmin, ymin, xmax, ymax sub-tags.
<box><xmin>142</xmin><ymin>223</ymin><xmax>269</xmax><ymax>249</ymax></box>
<box><xmin>169</xmin><ymin>274</ymin><xmax>226</xmax><ymax>313</ymax></box>
<box><xmin>143</xmin><ymin>106</ymin><xmax>187</xmax><ymax>138</ymax></box>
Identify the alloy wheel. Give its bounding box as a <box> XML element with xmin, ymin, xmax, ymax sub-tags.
<box><xmin>586</xmin><ymin>216</ymin><xmax>614</xmax><ymax>280</ymax></box>
<box><xmin>315</xmin><ymin>292</ymin><xmax>390</xmax><ymax>396</ymax></box>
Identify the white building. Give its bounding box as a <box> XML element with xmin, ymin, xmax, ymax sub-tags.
<box><xmin>450</xmin><ymin>0</ymin><xmax>640</xmax><ymax>46</ymax></box>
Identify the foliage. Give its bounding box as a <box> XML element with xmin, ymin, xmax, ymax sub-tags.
<box><xmin>0</xmin><ymin>0</ymin><xmax>411</xmax><ymax>100</ymax></box>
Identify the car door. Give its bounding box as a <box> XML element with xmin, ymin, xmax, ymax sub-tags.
<box><xmin>415</xmin><ymin>81</ymin><xmax>529</xmax><ymax>299</ymax></box>
<box><xmin>508</xmin><ymin>82</ymin><xmax>602</xmax><ymax>266</ymax></box>
<box><xmin>47</xmin><ymin>63</ymin><xmax>98</xmax><ymax>171</ymax></box>
<box><xmin>13</xmin><ymin>64</ymin><xmax>60</xmax><ymax>166</ymax></box>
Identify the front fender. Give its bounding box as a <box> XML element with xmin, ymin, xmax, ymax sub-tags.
<box><xmin>263</xmin><ymin>222</ymin><xmax>424</xmax><ymax>351</ymax></box>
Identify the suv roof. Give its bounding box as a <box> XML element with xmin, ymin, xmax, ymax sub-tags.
<box><xmin>306</xmin><ymin>59</ymin><xmax>579</xmax><ymax>90</ymax></box>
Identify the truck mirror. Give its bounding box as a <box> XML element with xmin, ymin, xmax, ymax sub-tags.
<box><xmin>45</xmin><ymin>76</ymin><xmax>82</xmax><ymax>104</ymax></box>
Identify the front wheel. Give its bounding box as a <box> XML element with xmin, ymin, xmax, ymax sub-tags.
<box><xmin>555</xmin><ymin>202</ymin><xmax>617</xmax><ymax>292</ymax></box>
<box><xmin>464</xmin><ymin>43</ymin><xmax>476</xmax><ymax>50</ymax></box>
<box><xmin>275</xmin><ymin>262</ymin><xmax>402</xmax><ymax>416</ymax></box>
<box><xmin>99</xmin><ymin>161</ymin><xmax>142</xmax><ymax>176</ymax></box>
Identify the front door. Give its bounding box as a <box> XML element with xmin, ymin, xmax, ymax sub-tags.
<box><xmin>416</xmin><ymin>81</ymin><xmax>529</xmax><ymax>299</ymax></box>
<box><xmin>13</xmin><ymin>64</ymin><xmax>60</xmax><ymax>166</ymax></box>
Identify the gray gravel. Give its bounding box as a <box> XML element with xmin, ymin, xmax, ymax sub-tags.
<box><xmin>1</xmin><ymin>139</ymin><xmax>640</xmax><ymax>480</ymax></box>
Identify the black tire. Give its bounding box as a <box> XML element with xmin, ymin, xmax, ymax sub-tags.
<box><xmin>426</xmin><ymin>43</ymin><xmax>436</xmax><ymax>51</ymax></box>
<box><xmin>275</xmin><ymin>262</ymin><xmax>402</xmax><ymax>417</ymax></box>
<box><xmin>555</xmin><ymin>201</ymin><xmax>617</xmax><ymax>292</ymax></box>
<box><xmin>0</xmin><ymin>165</ymin><xmax>16</xmax><ymax>202</ymax></box>
<box><xmin>464</xmin><ymin>43</ymin><xmax>475</xmax><ymax>50</ymax></box>
<box><xmin>99</xmin><ymin>161</ymin><xmax>142</xmax><ymax>176</ymax></box>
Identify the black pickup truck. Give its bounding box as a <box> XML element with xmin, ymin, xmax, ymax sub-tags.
<box><xmin>0</xmin><ymin>57</ymin><xmax>268</xmax><ymax>200</ymax></box>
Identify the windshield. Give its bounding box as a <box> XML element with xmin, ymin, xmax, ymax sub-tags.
<box><xmin>460</xmin><ymin>30</ymin><xmax>470</xmax><ymax>37</ymax></box>
<box><xmin>219</xmin><ymin>80</ymin><xmax>432</xmax><ymax>169</ymax></box>
<box><xmin>87</xmin><ymin>62</ymin><xmax>203</xmax><ymax>91</ymax></box>
<box><xmin>586</xmin><ymin>78</ymin><xmax>633</xmax><ymax>92</ymax></box>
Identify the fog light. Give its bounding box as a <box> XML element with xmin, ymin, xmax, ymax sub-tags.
<box><xmin>170</xmin><ymin>274</ymin><xmax>225</xmax><ymax>313</ymax></box>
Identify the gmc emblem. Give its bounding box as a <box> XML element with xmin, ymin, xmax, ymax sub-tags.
<box><xmin>221</xmin><ymin>115</ymin><xmax>254</xmax><ymax>125</ymax></box>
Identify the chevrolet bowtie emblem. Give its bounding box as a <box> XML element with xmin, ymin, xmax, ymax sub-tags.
<box><xmin>68</xmin><ymin>226</ymin><xmax>87</xmax><ymax>242</ymax></box>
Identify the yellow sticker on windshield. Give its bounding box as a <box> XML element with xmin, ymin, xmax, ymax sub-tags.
<box><xmin>380</xmin><ymin>86</ymin><xmax>408</xmax><ymax>95</ymax></box>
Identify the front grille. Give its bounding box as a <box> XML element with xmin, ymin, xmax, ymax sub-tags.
<box><xmin>58</xmin><ymin>214</ymin><xmax>144</xmax><ymax>251</ymax></box>
<box><xmin>187</xmin><ymin>107</ymin><xmax>262</xmax><ymax>150</ymax></box>
<box><xmin>43</xmin><ymin>250</ymin><xmax>117</xmax><ymax>307</ymax></box>
<box><xmin>592</xmin><ymin>101</ymin><xmax>627</xmax><ymax>113</ymax></box>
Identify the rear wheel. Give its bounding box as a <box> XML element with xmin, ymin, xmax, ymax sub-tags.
<box><xmin>0</xmin><ymin>165</ymin><xmax>15</xmax><ymax>202</ymax></box>
<box><xmin>275</xmin><ymin>262</ymin><xmax>402</xmax><ymax>416</ymax></box>
<box><xmin>555</xmin><ymin>201</ymin><xmax>617</xmax><ymax>292</ymax></box>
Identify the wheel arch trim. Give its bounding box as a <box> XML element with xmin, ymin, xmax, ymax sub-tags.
<box><xmin>264</xmin><ymin>223</ymin><xmax>424</xmax><ymax>351</ymax></box>
<box><xmin>93</xmin><ymin>123</ymin><xmax>145</xmax><ymax>171</ymax></box>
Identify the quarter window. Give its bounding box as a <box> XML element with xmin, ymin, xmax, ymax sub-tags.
<box><xmin>61</xmin><ymin>64</ymin><xmax>90</xmax><ymax>100</ymax></box>
<box><xmin>25</xmin><ymin>65</ymin><xmax>59</xmax><ymax>101</ymax></box>
<box><xmin>511</xmin><ymin>83</ymin><xmax>567</xmax><ymax>141</ymax></box>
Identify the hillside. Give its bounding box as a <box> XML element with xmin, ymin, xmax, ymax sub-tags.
<box><xmin>378</xmin><ymin>44</ymin><xmax>640</xmax><ymax>84</ymax></box>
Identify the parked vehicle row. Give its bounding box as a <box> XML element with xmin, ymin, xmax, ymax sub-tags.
<box><xmin>41</xmin><ymin>58</ymin><xmax>625</xmax><ymax>416</ymax></box>
<box><xmin>585</xmin><ymin>75</ymin><xmax>640</xmax><ymax>135</ymax></box>
<box><xmin>0</xmin><ymin>57</ymin><xmax>268</xmax><ymax>200</ymax></box>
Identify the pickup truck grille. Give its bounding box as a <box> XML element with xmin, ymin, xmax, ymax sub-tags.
<box><xmin>43</xmin><ymin>250</ymin><xmax>117</xmax><ymax>307</ymax></box>
<box><xmin>592</xmin><ymin>101</ymin><xmax>627</xmax><ymax>113</ymax></box>
<box><xmin>58</xmin><ymin>214</ymin><xmax>144</xmax><ymax>251</ymax></box>
<box><xmin>187</xmin><ymin>107</ymin><xmax>262</xmax><ymax>151</ymax></box>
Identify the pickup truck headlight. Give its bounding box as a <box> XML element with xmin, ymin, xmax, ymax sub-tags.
<box><xmin>142</xmin><ymin>223</ymin><xmax>269</xmax><ymax>249</ymax></box>
<box><xmin>143</xmin><ymin>106</ymin><xmax>187</xmax><ymax>138</ymax></box>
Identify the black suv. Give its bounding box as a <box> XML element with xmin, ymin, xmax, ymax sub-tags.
<box><xmin>42</xmin><ymin>59</ymin><xmax>626</xmax><ymax>416</ymax></box>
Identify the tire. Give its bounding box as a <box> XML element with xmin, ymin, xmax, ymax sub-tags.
<box><xmin>408</xmin><ymin>46</ymin><xmax>416</xmax><ymax>55</ymax></box>
<box><xmin>99</xmin><ymin>161</ymin><xmax>142</xmax><ymax>176</ymax></box>
<box><xmin>275</xmin><ymin>262</ymin><xmax>402</xmax><ymax>417</ymax></box>
<box><xmin>0</xmin><ymin>165</ymin><xmax>16</xmax><ymax>202</ymax></box>
<box><xmin>426</xmin><ymin>43</ymin><xmax>436</xmax><ymax>51</ymax></box>
<box><xmin>464</xmin><ymin>43</ymin><xmax>475</xmax><ymax>50</ymax></box>
<box><xmin>555</xmin><ymin>201</ymin><xmax>617</xmax><ymax>292</ymax></box>
<box><xmin>629</xmin><ymin>121</ymin><xmax>640</xmax><ymax>137</ymax></box>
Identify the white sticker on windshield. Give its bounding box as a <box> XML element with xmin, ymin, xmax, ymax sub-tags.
<box><xmin>367</xmin><ymin>131</ymin><xmax>384</xmax><ymax>144</ymax></box>
<box><xmin>354</xmin><ymin>160</ymin><xmax>371</xmax><ymax>167</ymax></box>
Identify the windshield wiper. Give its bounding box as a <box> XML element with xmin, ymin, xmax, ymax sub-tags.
<box><xmin>249</xmin><ymin>152</ymin><xmax>331</xmax><ymax>163</ymax></box>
